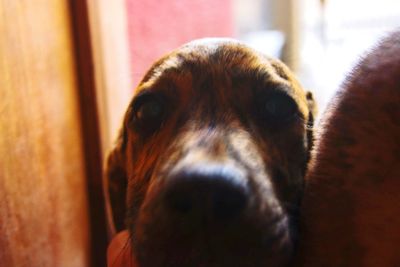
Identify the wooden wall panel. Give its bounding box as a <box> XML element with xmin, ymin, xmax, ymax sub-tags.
<box><xmin>0</xmin><ymin>1</ymin><xmax>90</xmax><ymax>266</ymax></box>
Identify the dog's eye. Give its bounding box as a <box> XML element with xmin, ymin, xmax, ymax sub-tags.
<box><xmin>264</xmin><ymin>94</ymin><xmax>296</xmax><ymax>118</ymax></box>
<box><xmin>131</xmin><ymin>93</ymin><xmax>165</xmax><ymax>134</ymax></box>
<box><xmin>136</xmin><ymin>99</ymin><xmax>163</xmax><ymax>121</ymax></box>
<box><xmin>257</xmin><ymin>93</ymin><xmax>298</xmax><ymax>125</ymax></box>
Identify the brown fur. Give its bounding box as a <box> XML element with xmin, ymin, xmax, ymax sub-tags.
<box><xmin>296</xmin><ymin>30</ymin><xmax>400</xmax><ymax>266</ymax></box>
<box><xmin>105</xmin><ymin>38</ymin><xmax>316</xmax><ymax>267</ymax></box>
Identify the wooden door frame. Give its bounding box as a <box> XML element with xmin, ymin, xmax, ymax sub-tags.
<box><xmin>68</xmin><ymin>1</ymin><xmax>108</xmax><ymax>267</ymax></box>
<box><xmin>68</xmin><ymin>1</ymin><xmax>132</xmax><ymax>266</ymax></box>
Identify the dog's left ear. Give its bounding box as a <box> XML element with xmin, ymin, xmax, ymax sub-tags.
<box><xmin>305</xmin><ymin>91</ymin><xmax>317</xmax><ymax>157</ymax></box>
<box><xmin>104</xmin><ymin>129</ymin><xmax>128</xmax><ymax>236</ymax></box>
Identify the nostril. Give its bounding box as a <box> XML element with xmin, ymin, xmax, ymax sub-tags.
<box><xmin>166</xmin><ymin>186</ymin><xmax>193</xmax><ymax>214</ymax></box>
<box><xmin>212</xmin><ymin>185</ymin><xmax>247</xmax><ymax>220</ymax></box>
<box><xmin>163</xmin><ymin>167</ymin><xmax>249</xmax><ymax>221</ymax></box>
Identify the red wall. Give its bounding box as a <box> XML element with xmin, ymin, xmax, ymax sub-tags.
<box><xmin>126</xmin><ymin>0</ymin><xmax>233</xmax><ymax>86</ymax></box>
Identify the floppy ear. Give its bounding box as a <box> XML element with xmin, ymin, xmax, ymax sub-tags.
<box><xmin>305</xmin><ymin>91</ymin><xmax>317</xmax><ymax>158</ymax></box>
<box><xmin>104</xmin><ymin>129</ymin><xmax>128</xmax><ymax>236</ymax></box>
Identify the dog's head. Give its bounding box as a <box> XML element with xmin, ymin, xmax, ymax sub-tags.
<box><xmin>106</xmin><ymin>38</ymin><xmax>316</xmax><ymax>267</ymax></box>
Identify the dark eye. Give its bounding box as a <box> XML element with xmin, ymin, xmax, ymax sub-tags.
<box><xmin>130</xmin><ymin>93</ymin><xmax>165</xmax><ymax>134</ymax></box>
<box><xmin>136</xmin><ymin>99</ymin><xmax>163</xmax><ymax>121</ymax></box>
<box><xmin>257</xmin><ymin>93</ymin><xmax>298</xmax><ymax>125</ymax></box>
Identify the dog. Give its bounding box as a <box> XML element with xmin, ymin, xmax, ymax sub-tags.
<box><xmin>296</xmin><ymin>30</ymin><xmax>400</xmax><ymax>266</ymax></box>
<box><xmin>105</xmin><ymin>38</ymin><xmax>316</xmax><ymax>267</ymax></box>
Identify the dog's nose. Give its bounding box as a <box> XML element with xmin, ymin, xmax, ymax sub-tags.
<box><xmin>164</xmin><ymin>165</ymin><xmax>249</xmax><ymax>221</ymax></box>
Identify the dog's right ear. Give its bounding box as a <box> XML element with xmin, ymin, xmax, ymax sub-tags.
<box><xmin>104</xmin><ymin>129</ymin><xmax>128</xmax><ymax>236</ymax></box>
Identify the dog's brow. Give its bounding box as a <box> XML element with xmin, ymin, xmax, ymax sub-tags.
<box><xmin>147</xmin><ymin>56</ymin><xmax>184</xmax><ymax>81</ymax></box>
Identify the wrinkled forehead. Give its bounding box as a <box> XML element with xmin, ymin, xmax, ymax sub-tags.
<box><xmin>136</xmin><ymin>38</ymin><xmax>306</xmax><ymax>104</ymax></box>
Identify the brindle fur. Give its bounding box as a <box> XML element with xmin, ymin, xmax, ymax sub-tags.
<box><xmin>296</xmin><ymin>31</ymin><xmax>400</xmax><ymax>266</ymax></box>
<box><xmin>106</xmin><ymin>39</ymin><xmax>316</xmax><ymax>267</ymax></box>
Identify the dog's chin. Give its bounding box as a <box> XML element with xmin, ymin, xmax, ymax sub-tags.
<box><xmin>130</xmin><ymin>214</ymin><xmax>294</xmax><ymax>267</ymax></box>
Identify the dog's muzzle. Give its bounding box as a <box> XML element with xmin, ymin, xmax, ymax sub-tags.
<box><xmin>132</xmin><ymin>137</ymin><xmax>292</xmax><ymax>266</ymax></box>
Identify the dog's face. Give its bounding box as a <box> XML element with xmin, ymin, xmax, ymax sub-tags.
<box><xmin>106</xmin><ymin>39</ymin><xmax>316</xmax><ymax>267</ymax></box>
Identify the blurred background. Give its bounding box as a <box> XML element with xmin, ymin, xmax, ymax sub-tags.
<box><xmin>125</xmin><ymin>0</ymin><xmax>400</xmax><ymax>119</ymax></box>
<box><xmin>0</xmin><ymin>1</ymin><xmax>399</xmax><ymax>266</ymax></box>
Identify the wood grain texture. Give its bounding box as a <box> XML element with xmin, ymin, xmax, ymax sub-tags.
<box><xmin>0</xmin><ymin>1</ymin><xmax>90</xmax><ymax>266</ymax></box>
